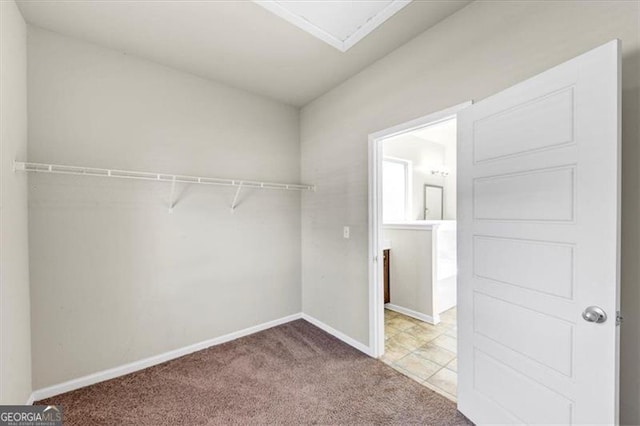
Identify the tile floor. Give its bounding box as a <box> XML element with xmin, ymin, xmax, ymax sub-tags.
<box><xmin>382</xmin><ymin>308</ymin><xmax>457</xmax><ymax>401</ymax></box>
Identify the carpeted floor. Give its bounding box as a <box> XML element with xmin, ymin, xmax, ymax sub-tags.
<box><xmin>37</xmin><ymin>320</ymin><xmax>472</xmax><ymax>425</ymax></box>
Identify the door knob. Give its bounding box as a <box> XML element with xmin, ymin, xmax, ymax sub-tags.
<box><xmin>582</xmin><ymin>306</ymin><xmax>607</xmax><ymax>323</ymax></box>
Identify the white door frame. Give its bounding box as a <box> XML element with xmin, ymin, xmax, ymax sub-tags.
<box><xmin>367</xmin><ymin>101</ymin><xmax>472</xmax><ymax>358</ymax></box>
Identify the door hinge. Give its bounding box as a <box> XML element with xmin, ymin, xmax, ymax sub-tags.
<box><xmin>616</xmin><ymin>311</ymin><xmax>623</xmax><ymax>326</ymax></box>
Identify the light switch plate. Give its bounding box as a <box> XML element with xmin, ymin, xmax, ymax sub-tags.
<box><xmin>343</xmin><ymin>226</ymin><xmax>350</xmax><ymax>239</ymax></box>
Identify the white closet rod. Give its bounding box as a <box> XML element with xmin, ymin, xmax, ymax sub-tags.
<box><xmin>13</xmin><ymin>161</ymin><xmax>315</xmax><ymax>191</ymax></box>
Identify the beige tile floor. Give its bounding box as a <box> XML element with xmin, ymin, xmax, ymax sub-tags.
<box><xmin>382</xmin><ymin>308</ymin><xmax>457</xmax><ymax>401</ymax></box>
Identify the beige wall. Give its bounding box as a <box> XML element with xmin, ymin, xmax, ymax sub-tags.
<box><xmin>27</xmin><ymin>27</ymin><xmax>302</xmax><ymax>389</ymax></box>
<box><xmin>0</xmin><ymin>0</ymin><xmax>32</xmax><ymax>405</ymax></box>
<box><xmin>300</xmin><ymin>1</ymin><xmax>640</xmax><ymax>423</ymax></box>
<box><xmin>383</xmin><ymin>227</ymin><xmax>435</xmax><ymax>318</ymax></box>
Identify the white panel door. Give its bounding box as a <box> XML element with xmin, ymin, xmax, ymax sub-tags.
<box><xmin>458</xmin><ymin>40</ymin><xmax>620</xmax><ymax>425</ymax></box>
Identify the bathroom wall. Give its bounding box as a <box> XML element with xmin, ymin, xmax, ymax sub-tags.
<box><xmin>383</xmin><ymin>226</ymin><xmax>436</xmax><ymax>321</ymax></box>
<box><xmin>383</xmin><ymin>133</ymin><xmax>455</xmax><ymax>220</ymax></box>
<box><xmin>384</xmin><ymin>221</ymin><xmax>457</xmax><ymax>322</ymax></box>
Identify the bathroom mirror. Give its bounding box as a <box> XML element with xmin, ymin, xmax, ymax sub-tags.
<box><xmin>424</xmin><ymin>184</ymin><xmax>444</xmax><ymax>220</ymax></box>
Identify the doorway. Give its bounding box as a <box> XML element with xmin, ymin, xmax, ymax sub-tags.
<box><xmin>368</xmin><ymin>41</ymin><xmax>620</xmax><ymax>424</ymax></box>
<box><xmin>368</xmin><ymin>102</ymin><xmax>470</xmax><ymax>400</ymax></box>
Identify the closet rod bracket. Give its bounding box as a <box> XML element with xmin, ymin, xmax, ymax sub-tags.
<box><xmin>168</xmin><ymin>176</ymin><xmax>177</xmax><ymax>213</ymax></box>
<box><xmin>230</xmin><ymin>182</ymin><xmax>243</xmax><ymax>213</ymax></box>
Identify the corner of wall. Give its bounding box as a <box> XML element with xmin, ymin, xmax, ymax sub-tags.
<box><xmin>0</xmin><ymin>0</ymin><xmax>33</xmax><ymax>405</ymax></box>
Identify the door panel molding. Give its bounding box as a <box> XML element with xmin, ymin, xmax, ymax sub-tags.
<box><xmin>458</xmin><ymin>40</ymin><xmax>620</xmax><ymax>424</ymax></box>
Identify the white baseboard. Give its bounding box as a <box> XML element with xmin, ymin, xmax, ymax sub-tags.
<box><xmin>385</xmin><ymin>303</ymin><xmax>440</xmax><ymax>325</ymax></box>
<box><xmin>301</xmin><ymin>313</ymin><xmax>373</xmax><ymax>357</ymax></box>
<box><xmin>30</xmin><ymin>312</ymin><xmax>302</xmax><ymax>402</ymax></box>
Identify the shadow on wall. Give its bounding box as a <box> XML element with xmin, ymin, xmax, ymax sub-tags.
<box><xmin>619</xmin><ymin>45</ymin><xmax>640</xmax><ymax>425</ymax></box>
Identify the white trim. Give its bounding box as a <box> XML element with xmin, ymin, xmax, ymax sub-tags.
<box><xmin>368</xmin><ymin>101</ymin><xmax>472</xmax><ymax>358</ymax></box>
<box><xmin>368</xmin><ymin>128</ymin><xmax>385</xmax><ymax>359</ymax></box>
<box><xmin>252</xmin><ymin>0</ymin><xmax>411</xmax><ymax>52</ymax></box>
<box><xmin>30</xmin><ymin>313</ymin><xmax>302</xmax><ymax>402</ymax></box>
<box><xmin>25</xmin><ymin>393</ymin><xmax>34</xmax><ymax>405</ymax></box>
<box><xmin>301</xmin><ymin>314</ymin><xmax>374</xmax><ymax>357</ymax></box>
<box><xmin>383</xmin><ymin>221</ymin><xmax>445</xmax><ymax>230</ymax></box>
<box><xmin>342</xmin><ymin>1</ymin><xmax>411</xmax><ymax>51</ymax></box>
<box><xmin>385</xmin><ymin>303</ymin><xmax>440</xmax><ymax>325</ymax></box>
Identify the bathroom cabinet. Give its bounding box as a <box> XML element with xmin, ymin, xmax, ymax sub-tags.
<box><xmin>383</xmin><ymin>249</ymin><xmax>390</xmax><ymax>304</ymax></box>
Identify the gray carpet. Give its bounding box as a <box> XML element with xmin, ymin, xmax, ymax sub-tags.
<box><xmin>37</xmin><ymin>319</ymin><xmax>472</xmax><ymax>425</ymax></box>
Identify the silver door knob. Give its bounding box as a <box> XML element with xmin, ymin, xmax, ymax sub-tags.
<box><xmin>582</xmin><ymin>306</ymin><xmax>607</xmax><ymax>323</ymax></box>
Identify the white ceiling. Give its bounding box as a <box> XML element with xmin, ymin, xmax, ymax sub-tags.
<box><xmin>16</xmin><ymin>0</ymin><xmax>471</xmax><ymax>106</ymax></box>
<box><xmin>412</xmin><ymin>118</ymin><xmax>457</xmax><ymax>149</ymax></box>
<box><xmin>254</xmin><ymin>1</ymin><xmax>412</xmax><ymax>52</ymax></box>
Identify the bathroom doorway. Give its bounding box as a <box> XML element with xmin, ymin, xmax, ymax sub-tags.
<box><xmin>368</xmin><ymin>102</ymin><xmax>470</xmax><ymax>401</ymax></box>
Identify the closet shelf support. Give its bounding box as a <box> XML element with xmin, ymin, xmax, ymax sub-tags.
<box><xmin>230</xmin><ymin>182</ymin><xmax>243</xmax><ymax>213</ymax></box>
<box><xmin>168</xmin><ymin>176</ymin><xmax>177</xmax><ymax>213</ymax></box>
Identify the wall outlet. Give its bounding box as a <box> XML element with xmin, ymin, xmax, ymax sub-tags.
<box><xmin>343</xmin><ymin>226</ymin><xmax>350</xmax><ymax>239</ymax></box>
